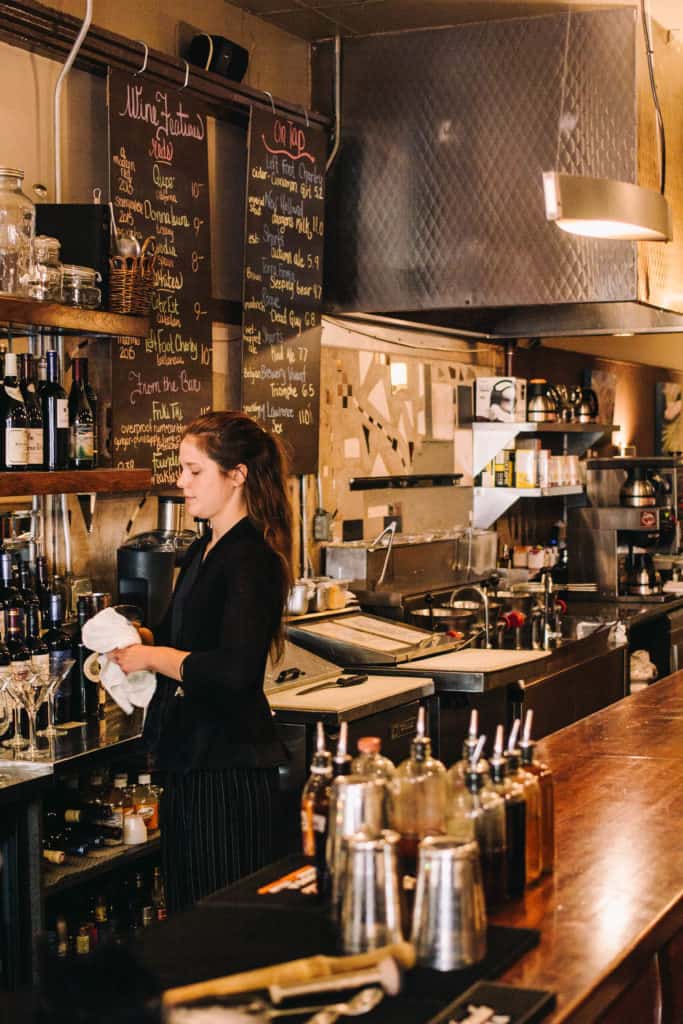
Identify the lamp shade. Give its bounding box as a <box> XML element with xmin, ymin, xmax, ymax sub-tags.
<box><xmin>542</xmin><ymin>172</ymin><xmax>673</xmax><ymax>242</ymax></box>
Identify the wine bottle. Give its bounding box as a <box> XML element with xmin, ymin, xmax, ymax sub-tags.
<box><xmin>5</xmin><ymin>606</ymin><xmax>29</xmax><ymax>662</ymax></box>
<box><xmin>44</xmin><ymin>592</ymin><xmax>73</xmax><ymax>724</ymax></box>
<box><xmin>152</xmin><ymin>865</ymin><xmax>167</xmax><ymax>922</ymax></box>
<box><xmin>18</xmin><ymin>353</ymin><xmax>44</xmax><ymax>470</ymax></box>
<box><xmin>79</xmin><ymin>357</ymin><xmax>98</xmax><ymax>468</ymax></box>
<box><xmin>0</xmin><ymin>552</ymin><xmax>23</xmax><ymax>638</ymax></box>
<box><xmin>41</xmin><ymin>351</ymin><xmax>69</xmax><ymax>471</ymax></box>
<box><xmin>1</xmin><ymin>351</ymin><xmax>29</xmax><ymax>471</ymax></box>
<box><xmin>73</xmin><ymin>593</ymin><xmax>98</xmax><ymax>720</ymax></box>
<box><xmin>68</xmin><ymin>357</ymin><xmax>94</xmax><ymax>469</ymax></box>
<box><xmin>43</xmin><ymin>830</ymin><xmax>90</xmax><ymax>857</ymax></box>
<box><xmin>35</xmin><ymin>555</ymin><xmax>51</xmax><ymax>620</ymax></box>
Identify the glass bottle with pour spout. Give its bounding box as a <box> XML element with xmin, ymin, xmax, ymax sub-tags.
<box><xmin>488</xmin><ymin>724</ymin><xmax>526</xmax><ymax>898</ymax></box>
<box><xmin>506</xmin><ymin>718</ymin><xmax>542</xmax><ymax>885</ymax></box>
<box><xmin>352</xmin><ymin>735</ymin><xmax>396</xmax><ymax>780</ymax></box>
<box><xmin>519</xmin><ymin>710</ymin><xmax>555</xmax><ymax>875</ymax></box>
<box><xmin>451</xmin><ymin>735</ymin><xmax>508</xmax><ymax>909</ymax></box>
<box><xmin>452</xmin><ymin>708</ymin><xmax>489</xmax><ymax>782</ymax></box>
<box><xmin>301</xmin><ymin>721</ymin><xmax>333</xmax><ymax>895</ymax></box>
<box><xmin>389</xmin><ymin>706</ymin><xmax>447</xmax><ymax>879</ymax></box>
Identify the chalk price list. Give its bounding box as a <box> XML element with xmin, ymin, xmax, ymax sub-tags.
<box><xmin>242</xmin><ymin>109</ymin><xmax>325</xmax><ymax>474</ymax></box>
<box><xmin>108</xmin><ymin>70</ymin><xmax>213</xmax><ymax>487</ymax></box>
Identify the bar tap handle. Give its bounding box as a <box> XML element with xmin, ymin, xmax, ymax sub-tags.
<box><xmin>369</xmin><ymin>520</ymin><xmax>398</xmax><ymax>590</ymax></box>
<box><xmin>531</xmin><ymin>608</ymin><xmax>544</xmax><ymax>651</ymax></box>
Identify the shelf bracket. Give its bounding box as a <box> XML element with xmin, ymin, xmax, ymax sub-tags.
<box><xmin>472</xmin><ymin>487</ymin><xmax>523</xmax><ymax>528</ymax></box>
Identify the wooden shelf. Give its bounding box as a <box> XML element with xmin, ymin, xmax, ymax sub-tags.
<box><xmin>44</xmin><ymin>832</ymin><xmax>160</xmax><ymax>896</ymax></box>
<box><xmin>0</xmin><ymin>295</ymin><xmax>149</xmax><ymax>338</ymax></box>
<box><xmin>0</xmin><ymin>468</ymin><xmax>151</xmax><ymax>496</ymax></box>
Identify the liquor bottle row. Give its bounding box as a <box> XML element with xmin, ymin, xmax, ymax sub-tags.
<box><xmin>46</xmin><ymin>864</ymin><xmax>167</xmax><ymax>960</ymax></box>
<box><xmin>0</xmin><ymin>349</ymin><xmax>97</xmax><ymax>472</ymax></box>
<box><xmin>42</xmin><ymin>772</ymin><xmax>160</xmax><ymax>863</ymax></box>
<box><xmin>301</xmin><ymin>708</ymin><xmax>554</xmax><ymax>913</ymax></box>
<box><xmin>0</xmin><ymin>550</ymin><xmax>114</xmax><ymax>725</ymax></box>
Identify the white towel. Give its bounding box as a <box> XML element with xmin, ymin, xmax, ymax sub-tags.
<box><xmin>82</xmin><ymin>608</ymin><xmax>157</xmax><ymax>715</ymax></box>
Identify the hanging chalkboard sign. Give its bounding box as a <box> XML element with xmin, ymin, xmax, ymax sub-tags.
<box><xmin>241</xmin><ymin>107</ymin><xmax>326</xmax><ymax>475</ymax></box>
<box><xmin>107</xmin><ymin>68</ymin><xmax>213</xmax><ymax>488</ymax></box>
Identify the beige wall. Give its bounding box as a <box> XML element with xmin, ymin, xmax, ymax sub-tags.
<box><xmin>544</xmin><ymin>334</ymin><xmax>683</xmax><ymax>371</ymax></box>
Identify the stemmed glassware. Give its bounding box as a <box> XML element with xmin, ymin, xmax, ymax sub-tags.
<box><xmin>0</xmin><ymin>677</ymin><xmax>12</xmax><ymax>780</ymax></box>
<box><xmin>1</xmin><ymin>668</ymin><xmax>29</xmax><ymax>752</ymax></box>
<box><xmin>5</xmin><ymin>663</ymin><xmax>50</xmax><ymax>761</ymax></box>
<box><xmin>37</xmin><ymin>659</ymin><xmax>75</xmax><ymax>739</ymax></box>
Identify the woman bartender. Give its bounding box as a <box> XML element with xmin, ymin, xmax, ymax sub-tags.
<box><xmin>111</xmin><ymin>411</ymin><xmax>293</xmax><ymax>912</ymax></box>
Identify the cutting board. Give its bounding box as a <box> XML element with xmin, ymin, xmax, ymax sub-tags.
<box><xmin>406</xmin><ymin>649</ymin><xmax>551</xmax><ymax>672</ymax></box>
<box><xmin>268</xmin><ymin>674</ymin><xmax>434</xmax><ymax>717</ymax></box>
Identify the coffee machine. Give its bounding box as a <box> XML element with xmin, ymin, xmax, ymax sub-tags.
<box><xmin>568</xmin><ymin>456</ymin><xmax>683</xmax><ymax>601</ymax></box>
<box><xmin>117</xmin><ymin>496</ymin><xmax>197</xmax><ymax>628</ymax></box>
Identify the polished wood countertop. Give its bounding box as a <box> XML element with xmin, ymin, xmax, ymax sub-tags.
<box><xmin>495</xmin><ymin>671</ymin><xmax>683</xmax><ymax>1022</ymax></box>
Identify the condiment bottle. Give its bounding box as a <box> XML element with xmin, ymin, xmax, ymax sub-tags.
<box><xmin>488</xmin><ymin>724</ymin><xmax>526</xmax><ymax>899</ymax></box>
<box><xmin>519</xmin><ymin>710</ymin><xmax>555</xmax><ymax>875</ymax></box>
<box><xmin>461</xmin><ymin>735</ymin><xmax>508</xmax><ymax>909</ymax></box>
<box><xmin>130</xmin><ymin>773</ymin><xmax>160</xmax><ymax>832</ymax></box>
<box><xmin>301</xmin><ymin>721</ymin><xmax>333</xmax><ymax>895</ymax></box>
<box><xmin>452</xmin><ymin>709</ymin><xmax>487</xmax><ymax>781</ymax></box>
<box><xmin>390</xmin><ymin>706</ymin><xmax>447</xmax><ymax>879</ymax></box>
<box><xmin>351</xmin><ymin>735</ymin><xmax>395</xmax><ymax>780</ymax></box>
<box><xmin>506</xmin><ymin>719</ymin><xmax>542</xmax><ymax>885</ymax></box>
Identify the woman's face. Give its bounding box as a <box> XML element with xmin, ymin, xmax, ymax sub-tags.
<box><xmin>177</xmin><ymin>436</ymin><xmax>242</xmax><ymax>521</ymax></box>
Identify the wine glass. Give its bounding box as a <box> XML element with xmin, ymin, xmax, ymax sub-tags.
<box><xmin>7</xmin><ymin>663</ymin><xmax>50</xmax><ymax>761</ymax></box>
<box><xmin>0</xmin><ymin>678</ymin><xmax>12</xmax><ymax>780</ymax></box>
<box><xmin>1</xmin><ymin>668</ymin><xmax>29</xmax><ymax>751</ymax></box>
<box><xmin>37</xmin><ymin>659</ymin><xmax>75</xmax><ymax>739</ymax></box>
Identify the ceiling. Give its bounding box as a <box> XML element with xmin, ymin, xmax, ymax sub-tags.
<box><xmin>226</xmin><ymin>0</ymin><xmax>681</xmax><ymax>40</ymax></box>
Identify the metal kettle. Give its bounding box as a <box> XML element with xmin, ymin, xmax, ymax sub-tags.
<box><xmin>573</xmin><ymin>387</ymin><xmax>599</xmax><ymax>423</ymax></box>
<box><xmin>526</xmin><ymin>379</ymin><xmax>560</xmax><ymax>423</ymax></box>
<box><xmin>619</xmin><ymin>466</ymin><xmax>657</xmax><ymax>507</ymax></box>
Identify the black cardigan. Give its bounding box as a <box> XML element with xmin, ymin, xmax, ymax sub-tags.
<box><xmin>143</xmin><ymin>516</ymin><xmax>289</xmax><ymax>772</ymax></box>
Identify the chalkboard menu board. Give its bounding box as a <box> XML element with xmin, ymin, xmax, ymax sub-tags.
<box><xmin>242</xmin><ymin>108</ymin><xmax>326</xmax><ymax>475</ymax></box>
<box><xmin>107</xmin><ymin>69</ymin><xmax>213</xmax><ymax>488</ymax></box>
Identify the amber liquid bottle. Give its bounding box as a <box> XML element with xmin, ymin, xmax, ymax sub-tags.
<box><xmin>506</xmin><ymin>719</ymin><xmax>542</xmax><ymax>885</ymax></box>
<box><xmin>519</xmin><ymin>710</ymin><xmax>555</xmax><ymax>875</ymax></box>
<box><xmin>301</xmin><ymin>721</ymin><xmax>333</xmax><ymax>897</ymax></box>
<box><xmin>488</xmin><ymin>725</ymin><xmax>526</xmax><ymax>899</ymax></box>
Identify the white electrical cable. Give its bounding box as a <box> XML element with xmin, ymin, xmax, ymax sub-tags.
<box><xmin>54</xmin><ymin>0</ymin><xmax>93</xmax><ymax>202</ymax></box>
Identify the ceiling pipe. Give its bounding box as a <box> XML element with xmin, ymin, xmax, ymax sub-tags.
<box><xmin>325</xmin><ymin>31</ymin><xmax>342</xmax><ymax>173</ymax></box>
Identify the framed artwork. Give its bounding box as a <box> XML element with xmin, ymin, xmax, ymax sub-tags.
<box><xmin>582</xmin><ymin>368</ymin><xmax>616</xmax><ymax>425</ymax></box>
<box><xmin>655</xmin><ymin>381</ymin><xmax>683</xmax><ymax>454</ymax></box>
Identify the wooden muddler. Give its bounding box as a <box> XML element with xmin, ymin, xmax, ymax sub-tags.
<box><xmin>161</xmin><ymin>941</ymin><xmax>416</xmax><ymax>1007</ymax></box>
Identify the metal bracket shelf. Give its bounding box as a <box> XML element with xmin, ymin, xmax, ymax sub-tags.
<box><xmin>472</xmin><ymin>485</ymin><xmax>585</xmax><ymax>528</ymax></box>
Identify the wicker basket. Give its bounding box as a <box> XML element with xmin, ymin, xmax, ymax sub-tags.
<box><xmin>108</xmin><ymin>236</ymin><xmax>156</xmax><ymax>315</ymax></box>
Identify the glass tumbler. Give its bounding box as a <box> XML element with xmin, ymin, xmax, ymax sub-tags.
<box><xmin>340</xmin><ymin>829</ymin><xmax>403</xmax><ymax>953</ymax></box>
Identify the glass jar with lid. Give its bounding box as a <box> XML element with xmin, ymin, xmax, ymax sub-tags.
<box><xmin>0</xmin><ymin>167</ymin><xmax>36</xmax><ymax>295</ymax></box>
<box><xmin>61</xmin><ymin>264</ymin><xmax>102</xmax><ymax>309</ymax></box>
<box><xmin>26</xmin><ymin>235</ymin><xmax>62</xmax><ymax>301</ymax></box>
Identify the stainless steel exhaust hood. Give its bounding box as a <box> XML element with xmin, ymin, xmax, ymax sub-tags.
<box><xmin>312</xmin><ymin>8</ymin><xmax>683</xmax><ymax>339</ymax></box>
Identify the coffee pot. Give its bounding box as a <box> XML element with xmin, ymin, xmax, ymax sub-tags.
<box><xmin>573</xmin><ymin>387</ymin><xmax>599</xmax><ymax>423</ymax></box>
<box><xmin>619</xmin><ymin>466</ymin><xmax>657</xmax><ymax>508</ymax></box>
<box><xmin>526</xmin><ymin>379</ymin><xmax>560</xmax><ymax>423</ymax></box>
<box><xmin>626</xmin><ymin>551</ymin><xmax>661</xmax><ymax>596</ymax></box>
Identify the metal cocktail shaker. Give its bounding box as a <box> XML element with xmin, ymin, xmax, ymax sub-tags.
<box><xmin>411</xmin><ymin>837</ymin><xmax>487</xmax><ymax>970</ymax></box>
<box><xmin>340</xmin><ymin>829</ymin><xmax>402</xmax><ymax>953</ymax></box>
<box><xmin>326</xmin><ymin>775</ymin><xmax>386</xmax><ymax>914</ymax></box>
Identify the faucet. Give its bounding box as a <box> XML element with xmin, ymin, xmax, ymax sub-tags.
<box><xmin>541</xmin><ymin>571</ymin><xmax>563</xmax><ymax>649</ymax></box>
<box><xmin>368</xmin><ymin>520</ymin><xmax>398</xmax><ymax>589</ymax></box>
<box><xmin>449</xmin><ymin>584</ymin><xmax>491</xmax><ymax>648</ymax></box>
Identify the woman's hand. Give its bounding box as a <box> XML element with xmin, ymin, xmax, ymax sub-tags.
<box><xmin>109</xmin><ymin>644</ymin><xmax>155</xmax><ymax>675</ymax></box>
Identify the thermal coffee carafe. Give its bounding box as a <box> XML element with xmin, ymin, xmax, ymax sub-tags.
<box><xmin>117</xmin><ymin>496</ymin><xmax>197</xmax><ymax>628</ymax></box>
<box><xmin>619</xmin><ymin>467</ymin><xmax>657</xmax><ymax>508</ymax></box>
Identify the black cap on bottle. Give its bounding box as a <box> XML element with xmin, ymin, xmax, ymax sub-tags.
<box><xmin>26</xmin><ymin>603</ymin><xmax>41</xmax><ymax>636</ymax></box>
<box><xmin>0</xmin><ymin>553</ymin><xmax>13</xmax><ymax>582</ymax></box>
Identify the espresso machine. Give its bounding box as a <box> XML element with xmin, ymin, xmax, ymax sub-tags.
<box><xmin>117</xmin><ymin>496</ymin><xmax>198</xmax><ymax>628</ymax></box>
<box><xmin>568</xmin><ymin>456</ymin><xmax>683</xmax><ymax>601</ymax></box>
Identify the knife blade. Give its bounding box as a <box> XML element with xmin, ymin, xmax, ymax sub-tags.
<box><xmin>295</xmin><ymin>674</ymin><xmax>369</xmax><ymax>696</ymax></box>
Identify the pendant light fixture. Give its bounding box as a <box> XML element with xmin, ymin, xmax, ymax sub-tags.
<box><xmin>543</xmin><ymin>1</ymin><xmax>672</xmax><ymax>242</ymax></box>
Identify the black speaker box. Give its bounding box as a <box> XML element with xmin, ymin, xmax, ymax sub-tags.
<box><xmin>35</xmin><ymin>204</ymin><xmax>111</xmax><ymax>306</ymax></box>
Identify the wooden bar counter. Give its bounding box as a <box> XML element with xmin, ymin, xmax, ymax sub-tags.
<box><xmin>494</xmin><ymin>671</ymin><xmax>683</xmax><ymax>1022</ymax></box>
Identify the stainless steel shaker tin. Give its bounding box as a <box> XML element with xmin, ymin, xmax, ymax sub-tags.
<box><xmin>340</xmin><ymin>828</ymin><xmax>402</xmax><ymax>953</ymax></box>
<box><xmin>326</xmin><ymin>774</ymin><xmax>386</xmax><ymax>912</ymax></box>
<box><xmin>411</xmin><ymin>836</ymin><xmax>487</xmax><ymax>970</ymax></box>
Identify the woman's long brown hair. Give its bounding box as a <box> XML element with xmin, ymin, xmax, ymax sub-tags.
<box><xmin>182</xmin><ymin>411</ymin><xmax>294</xmax><ymax>658</ymax></box>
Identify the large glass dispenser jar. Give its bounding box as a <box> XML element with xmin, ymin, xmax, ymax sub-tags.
<box><xmin>0</xmin><ymin>168</ymin><xmax>35</xmax><ymax>296</ymax></box>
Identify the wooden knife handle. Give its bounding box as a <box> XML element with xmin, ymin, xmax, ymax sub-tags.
<box><xmin>161</xmin><ymin>941</ymin><xmax>416</xmax><ymax>1007</ymax></box>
